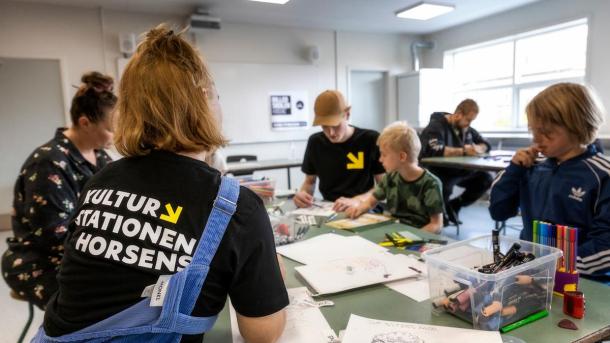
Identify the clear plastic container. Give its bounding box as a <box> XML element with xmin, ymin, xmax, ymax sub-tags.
<box><xmin>423</xmin><ymin>235</ymin><xmax>562</xmax><ymax>331</ymax></box>
<box><xmin>268</xmin><ymin>212</ymin><xmax>311</xmax><ymax>246</ymax></box>
<box><xmin>239</xmin><ymin>178</ymin><xmax>276</xmax><ymax>205</ymax></box>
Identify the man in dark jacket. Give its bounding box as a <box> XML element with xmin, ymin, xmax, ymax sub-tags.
<box><xmin>419</xmin><ymin>99</ymin><xmax>492</xmax><ymax>225</ymax></box>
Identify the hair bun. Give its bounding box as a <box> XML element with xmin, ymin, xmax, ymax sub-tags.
<box><xmin>81</xmin><ymin>71</ymin><xmax>114</xmax><ymax>93</ymax></box>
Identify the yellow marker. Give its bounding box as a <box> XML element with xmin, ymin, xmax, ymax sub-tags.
<box><xmin>160</xmin><ymin>203</ymin><xmax>183</xmax><ymax>224</ymax></box>
<box><xmin>347</xmin><ymin>152</ymin><xmax>364</xmax><ymax>169</ymax></box>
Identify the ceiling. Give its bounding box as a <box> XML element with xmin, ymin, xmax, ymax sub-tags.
<box><xmin>12</xmin><ymin>0</ymin><xmax>541</xmax><ymax>34</ymax></box>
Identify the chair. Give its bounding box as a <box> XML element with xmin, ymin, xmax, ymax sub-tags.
<box><xmin>226</xmin><ymin>155</ymin><xmax>257</xmax><ymax>176</ymax></box>
<box><xmin>444</xmin><ymin>206</ymin><xmax>460</xmax><ymax>236</ymax></box>
<box><xmin>10</xmin><ymin>290</ymin><xmax>34</xmax><ymax>343</ymax></box>
<box><xmin>592</xmin><ymin>139</ymin><xmax>604</xmax><ymax>154</ymax></box>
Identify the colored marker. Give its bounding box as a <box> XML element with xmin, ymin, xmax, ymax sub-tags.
<box><xmin>500</xmin><ymin>310</ymin><xmax>549</xmax><ymax>333</ymax></box>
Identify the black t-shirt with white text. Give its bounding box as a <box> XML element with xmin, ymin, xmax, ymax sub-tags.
<box><xmin>302</xmin><ymin>127</ymin><xmax>385</xmax><ymax>201</ymax></box>
<box><xmin>43</xmin><ymin>150</ymin><xmax>288</xmax><ymax>342</ymax></box>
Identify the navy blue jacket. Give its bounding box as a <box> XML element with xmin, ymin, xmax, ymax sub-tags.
<box><xmin>489</xmin><ymin>145</ymin><xmax>610</xmax><ymax>277</ymax></box>
<box><xmin>419</xmin><ymin>112</ymin><xmax>491</xmax><ymax>159</ymax></box>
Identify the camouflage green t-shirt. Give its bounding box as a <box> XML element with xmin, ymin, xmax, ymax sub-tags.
<box><xmin>373</xmin><ymin>169</ymin><xmax>444</xmax><ymax>228</ymax></box>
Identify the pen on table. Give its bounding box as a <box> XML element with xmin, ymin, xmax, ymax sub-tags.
<box><xmin>408</xmin><ymin>266</ymin><xmax>422</xmax><ymax>274</ymax></box>
<box><xmin>311</xmin><ymin>202</ymin><xmax>324</xmax><ymax>208</ymax></box>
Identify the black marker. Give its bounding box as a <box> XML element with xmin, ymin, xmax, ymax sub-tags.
<box><xmin>492</xmin><ymin>242</ymin><xmax>521</xmax><ymax>273</ymax></box>
<box><xmin>492</xmin><ymin>229</ymin><xmax>501</xmax><ymax>263</ymax></box>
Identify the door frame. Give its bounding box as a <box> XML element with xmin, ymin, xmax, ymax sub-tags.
<box><xmin>346</xmin><ymin>67</ymin><xmax>390</xmax><ymax>129</ymax></box>
<box><xmin>1</xmin><ymin>55</ymin><xmax>70</xmax><ymax>125</ymax></box>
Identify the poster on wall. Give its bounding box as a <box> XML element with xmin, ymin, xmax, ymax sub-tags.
<box><xmin>270</xmin><ymin>91</ymin><xmax>309</xmax><ymax>130</ymax></box>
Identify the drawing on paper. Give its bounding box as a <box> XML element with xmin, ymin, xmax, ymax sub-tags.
<box><xmin>371</xmin><ymin>331</ymin><xmax>425</xmax><ymax>343</ymax></box>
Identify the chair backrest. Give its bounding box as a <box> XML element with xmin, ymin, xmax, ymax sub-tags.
<box><xmin>592</xmin><ymin>139</ymin><xmax>604</xmax><ymax>154</ymax></box>
<box><xmin>226</xmin><ymin>155</ymin><xmax>257</xmax><ymax>163</ymax></box>
<box><xmin>226</xmin><ymin>155</ymin><xmax>257</xmax><ymax>176</ymax></box>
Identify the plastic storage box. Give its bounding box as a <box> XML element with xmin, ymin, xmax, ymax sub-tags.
<box><xmin>268</xmin><ymin>212</ymin><xmax>310</xmax><ymax>246</ymax></box>
<box><xmin>239</xmin><ymin>178</ymin><xmax>276</xmax><ymax>205</ymax></box>
<box><xmin>423</xmin><ymin>235</ymin><xmax>562</xmax><ymax>331</ymax></box>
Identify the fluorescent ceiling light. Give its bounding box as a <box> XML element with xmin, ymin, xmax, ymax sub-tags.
<box><xmin>396</xmin><ymin>1</ymin><xmax>454</xmax><ymax>20</ymax></box>
<box><xmin>248</xmin><ymin>0</ymin><xmax>291</xmax><ymax>4</ymax></box>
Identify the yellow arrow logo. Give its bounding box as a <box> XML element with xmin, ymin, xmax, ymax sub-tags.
<box><xmin>347</xmin><ymin>152</ymin><xmax>364</xmax><ymax>169</ymax></box>
<box><xmin>160</xmin><ymin>203</ymin><xmax>183</xmax><ymax>224</ymax></box>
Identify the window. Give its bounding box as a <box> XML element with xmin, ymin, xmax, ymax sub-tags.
<box><xmin>444</xmin><ymin>19</ymin><xmax>588</xmax><ymax>131</ymax></box>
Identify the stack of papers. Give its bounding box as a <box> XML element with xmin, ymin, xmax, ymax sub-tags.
<box><xmin>295</xmin><ymin>253</ymin><xmax>419</xmax><ymax>295</ymax></box>
<box><xmin>230</xmin><ymin>287</ymin><xmax>337</xmax><ymax>343</ymax></box>
<box><xmin>276</xmin><ymin>233</ymin><xmax>387</xmax><ymax>265</ymax></box>
<box><xmin>341</xmin><ymin>314</ymin><xmax>503</xmax><ymax>343</ymax></box>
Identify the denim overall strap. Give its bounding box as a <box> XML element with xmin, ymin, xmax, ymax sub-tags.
<box><xmin>159</xmin><ymin>176</ymin><xmax>239</xmax><ymax>330</ymax></box>
<box><xmin>31</xmin><ymin>176</ymin><xmax>240</xmax><ymax>342</ymax></box>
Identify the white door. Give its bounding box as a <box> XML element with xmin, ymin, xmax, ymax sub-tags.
<box><xmin>0</xmin><ymin>57</ymin><xmax>65</xmax><ymax>220</ymax></box>
<box><xmin>349</xmin><ymin>70</ymin><xmax>386</xmax><ymax>132</ymax></box>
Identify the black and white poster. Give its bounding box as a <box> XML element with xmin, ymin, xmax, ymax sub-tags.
<box><xmin>270</xmin><ymin>91</ymin><xmax>309</xmax><ymax>130</ymax></box>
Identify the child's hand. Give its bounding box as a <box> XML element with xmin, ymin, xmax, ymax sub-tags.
<box><xmin>345</xmin><ymin>204</ymin><xmax>366</xmax><ymax>219</ymax></box>
<box><xmin>333</xmin><ymin>197</ymin><xmax>360</xmax><ymax>212</ymax></box>
<box><xmin>293</xmin><ymin>190</ymin><xmax>313</xmax><ymax>208</ymax></box>
<box><xmin>512</xmin><ymin>146</ymin><xmax>540</xmax><ymax>168</ymax></box>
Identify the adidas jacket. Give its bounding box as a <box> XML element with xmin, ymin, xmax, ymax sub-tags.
<box><xmin>419</xmin><ymin>112</ymin><xmax>491</xmax><ymax>159</ymax></box>
<box><xmin>489</xmin><ymin>145</ymin><xmax>610</xmax><ymax>277</ymax></box>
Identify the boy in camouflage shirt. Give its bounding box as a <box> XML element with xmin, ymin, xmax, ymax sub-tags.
<box><xmin>345</xmin><ymin>121</ymin><xmax>444</xmax><ymax>233</ymax></box>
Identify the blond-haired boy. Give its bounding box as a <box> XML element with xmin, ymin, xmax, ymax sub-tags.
<box><xmin>490</xmin><ymin>82</ymin><xmax>610</xmax><ymax>279</ymax></box>
<box><xmin>346</xmin><ymin>121</ymin><xmax>444</xmax><ymax>233</ymax></box>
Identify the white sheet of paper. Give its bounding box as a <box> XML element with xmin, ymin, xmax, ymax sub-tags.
<box><xmin>229</xmin><ymin>287</ymin><xmax>337</xmax><ymax>343</ymax></box>
<box><xmin>295</xmin><ymin>253</ymin><xmax>419</xmax><ymax>295</ymax></box>
<box><xmin>383</xmin><ymin>255</ymin><xmax>430</xmax><ymax>302</ymax></box>
<box><xmin>341</xmin><ymin>314</ymin><xmax>503</xmax><ymax>343</ymax></box>
<box><xmin>291</xmin><ymin>201</ymin><xmax>335</xmax><ymax>217</ymax></box>
<box><xmin>385</xmin><ymin>278</ymin><xmax>430</xmax><ymax>302</ymax></box>
<box><xmin>276</xmin><ymin>233</ymin><xmax>387</xmax><ymax>265</ymax></box>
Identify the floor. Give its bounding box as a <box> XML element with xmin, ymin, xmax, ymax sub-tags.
<box><xmin>0</xmin><ymin>202</ymin><xmax>521</xmax><ymax>342</ymax></box>
<box><xmin>441</xmin><ymin>200</ymin><xmax>522</xmax><ymax>241</ymax></box>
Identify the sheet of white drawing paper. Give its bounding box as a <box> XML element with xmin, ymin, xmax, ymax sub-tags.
<box><xmin>295</xmin><ymin>252</ymin><xmax>418</xmax><ymax>295</ymax></box>
<box><xmin>341</xmin><ymin>314</ymin><xmax>503</xmax><ymax>343</ymax></box>
<box><xmin>276</xmin><ymin>233</ymin><xmax>387</xmax><ymax>265</ymax></box>
<box><xmin>230</xmin><ymin>287</ymin><xmax>337</xmax><ymax>343</ymax></box>
<box><xmin>385</xmin><ymin>278</ymin><xmax>430</xmax><ymax>302</ymax></box>
<box><xmin>384</xmin><ymin>254</ymin><xmax>430</xmax><ymax>302</ymax></box>
<box><xmin>291</xmin><ymin>201</ymin><xmax>335</xmax><ymax>217</ymax></box>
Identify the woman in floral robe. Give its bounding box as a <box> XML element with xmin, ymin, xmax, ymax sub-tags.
<box><xmin>2</xmin><ymin>71</ymin><xmax>117</xmax><ymax>309</ymax></box>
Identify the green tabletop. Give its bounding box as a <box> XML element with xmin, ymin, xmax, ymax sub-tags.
<box><xmin>205</xmin><ymin>222</ymin><xmax>610</xmax><ymax>343</ymax></box>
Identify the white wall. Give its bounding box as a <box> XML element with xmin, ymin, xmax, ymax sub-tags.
<box><xmin>0</xmin><ymin>2</ymin><xmax>106</xmax><ymax>123</ymax></box>
<box><xmin>0</xmin><ymin>1</ymin><xmax>415</xmax><ymax>209</ymax></box>
<box><xmin>0</xmin><ymin>58</ymin><xmax>65</xmax><ymax>216</ymax></box>
<box><xmin>421</xmin><ymin>0</ymin><xmax>610</xmax><ymax>134</ymax></box>
<box><xmin>337</xmin><ymin>31</ymin><xmax>414</xmax><ymax>126</ymax></box>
